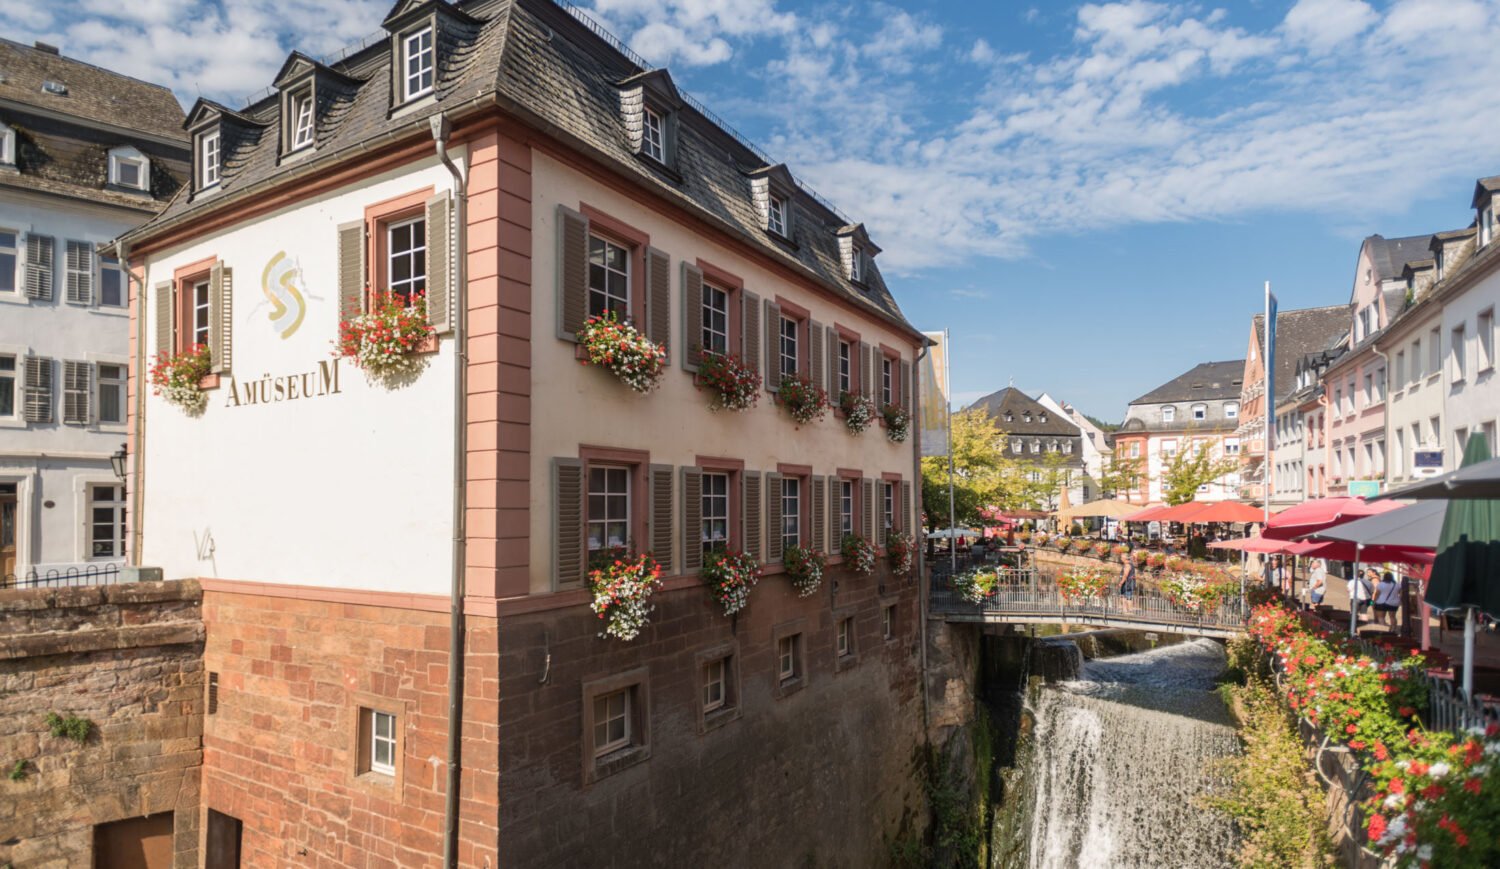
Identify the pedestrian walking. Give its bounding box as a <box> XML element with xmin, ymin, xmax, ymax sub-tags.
<box><xmin>1373</xmin><ymin>569</ymin><xmax>1402</xmax><ymax>630</ymax></box>
<box><xmin>1307</xmin><ymin>558</ymin><xmax>1327</xmax><ymax>607</ymax></box>
<box><xmin>1348</xmin><ymin>568</ymin><xmax>1373</xmax><ymax>625</ymax></box>
<box><xmin>1118</xmin><ymin>549</ymin><xmax>1136</xmax><ymax>610</ymax></box>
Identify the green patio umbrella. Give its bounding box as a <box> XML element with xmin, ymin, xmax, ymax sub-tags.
<box><xmin>1425</xmin><ymin>433</ymin><xmax>1500</xmax><ymax>699</ymax></box>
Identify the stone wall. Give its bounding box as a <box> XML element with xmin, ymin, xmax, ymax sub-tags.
<box><xmin>498</xmin><ymin>563</ymin><xmax>926</xmax><ymax>867</ymax></box>
<box><xmin>0</xmin><ymin>580</ymin><xmax>204</xmax><ymax>868</ymax></box>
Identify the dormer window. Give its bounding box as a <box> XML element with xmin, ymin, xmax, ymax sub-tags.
<box><xmin>641</xmin><ymin>107</ymin><xmax>665</xmax><ymax>163</ymax></box>
<box><xmin>1225</xmin><ymin>401</ymin><xmax>1239</xmax><ymax>419</ymax></box>
<box><xmin>198</xmin><ymin>130</ymin><xmax>220</xmax><ymax>189</ymax></box>
<box><xmin>108</xmin><ymin>147</ymin><xmax>149</xmax><ymax>191</ymax></box>
<box><xmin>0</xmin><ymin>123</ymin><xmax>14</xmax><ymax>166</ymax></box>
<box><xmin>402</xmin><ymin>26</ymin><xmax>435</xmax><ymax>102</ymax></box>
<box><xmin>1003</xmin><ymin>412</ymin><xmax>1013</xmax><ymax>422</ymax></box>
<box><xmin>1192</xmin><ymin>403</ymin><xmax>1207</xmax><ymax>421</ymax></box>
<box><xmin>1022</xmin><ymin>412</ymin><xmax>1031</xmax><ymax>423</ymax></box>
<box><xmin>290</xmin><ymin>89</ymin><xmax>315</xmax><ymax>151</ymax></box>
<box><xmin>836</xmin><ymin>223</ymin><xmax>880</xmax><ymax>285</ymax></box>
<box><xmin>1039</xmin><ymin>412</ymin><xmax>1048</xmax><ymax>423</ymax></box>
<box><xmin>1162</xmin><ymin>405</ymin><xmax>1176</xmax><ymax>423</ymax></box>
<box><xmin>1481</xmin><ymin>205</ymin><xmax>1493</xmax><ymax>248</ymax></box>
<box><xmin>850</xmin><ymin>246</ymin><xmax>863</xmax><ymax>283</ymax></box>
<box><xmin>768</xmin><ymin>195</ymin><xmax>787</xmax><ymax>237</ymax></box>
<box><xmin>41</xmin><ymin>80</ymin><xmax>67</xmax><ymax>96</ymax></box>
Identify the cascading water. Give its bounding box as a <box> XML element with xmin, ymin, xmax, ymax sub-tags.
<box><xmin>1016</xmin><ymin>637</ymin><xmax>1240</xmax><ymax>868</ymax></box>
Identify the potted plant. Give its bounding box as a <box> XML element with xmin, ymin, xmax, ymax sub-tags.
<box><xmin>1057</xmin><ymin>566</ymin><xmax>1112</xmax><ymax>605</ymax></box>
<box><xmin>840</xmin><ymin>391</ymin><xmax>877</xmax><ymax>434</ymax></box>
<box><xmin>776</xmin><ymin>373</ymin><xmax>829</xmax><ymax>425</ymax></box>
<box><xmin>701</xmin><ymin>548</ymin><xmax>761</xmax><ymax>616</ymax></box>
<box><xmin>1132</xmin><ymin>549</ymin><xmax>1151</xmax><ymax>566</ymax></box>
<box><xmin>1110</xmin><ymin>544</ymin><xmax>1128</xmax><ymax>559</ymax></box>
<box><xmin>697</xmin><ymin>351</ymin><xmax>759</xmax><ymax>411</ymax></box>
<box><xmin>1146</xmin><ymin>551</ymin><xmax>1166</xmax><ymax>569</ymax></box>
<box><xmin>953</xmin><ymin>569</ymin><xmax>998</xmax><ymax>604</ymax></box>
<box><xmin>887</xmin><ymin>531</ymin><xmax>915</xmax><ymax>576</ymax></box>
<box><xmin>586</xmin><ymin>550</ymin><xmax>663</xmax><ymax>641</ymax></box>
<box><xmin>1091</xmin><ymin>541</ymin><xmax>1111</xmax><ymax>558</ymax></box>
<box><xmin>783</xmin><ymin>544</ymin><xmax>825</xmax><ymax>597</ymax></box>
<box><xmin>841</xmin><ymin>533</ymin><xmax>876</xmax><ymax>576</ymax></box>
<box><xmin>149</xmin><ymin>343</ymin><xmax>212</xmax><ymax>415</ymax></box>
<box><xmin>882</xmin><ymin>403</ymin><xmax>911</xmax><ymax>443</ymax></box>
<box><xmin>576</xmin><ymin>311</ymin><xmax>666</xmax><ymax>393</ymax></box>
<box><xmin>335</xmin><ymin>292</ymin><xmax>437</xmax><ymax>385</ymax></box>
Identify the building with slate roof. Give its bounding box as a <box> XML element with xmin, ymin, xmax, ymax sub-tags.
<box><xmin>0</xmin><ymin>39</ymin><xmax>187</xmax><ymax>588</ymax></box>
<box><xmin>1113</xmin><ymin>361</ymin><xmax>1244</xmax><ymax>503</ymax></box>
<box><xmin>107</xmin><ymin>2</ymin><xmax>926</xmax><ymax>865</ymax></box>
<box><xmin>966</xmin><ymin>386</ymin><xmax>1091</xmax><ymax>508</ymax></box>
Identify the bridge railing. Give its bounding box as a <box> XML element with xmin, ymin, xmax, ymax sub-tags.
<box><xmin>930</xmin><ymin>569</ymin><xmax>1249</xmax><ymax>632</ymax></box>
<box><xmin>1</xmin><ymin>562</ymin><xmax>124</xmax><ymax>590</ymax></box>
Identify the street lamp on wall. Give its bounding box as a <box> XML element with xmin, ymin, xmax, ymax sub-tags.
<box><xmin>110</xmin><ymin>443</ymin><xmax>128</xmax><ymax>481</ymax></box>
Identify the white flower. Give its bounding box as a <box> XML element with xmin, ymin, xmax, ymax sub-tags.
<box><xmin>1383</xmin><ymin>793</ymin><xmax>1404</xmax><ymax>811</ymax></box>
<box><xmin>1387</xmin><ymin>814</ymin><xmax>1408</xmax><ymax>841</ymax></box>
<box><xmin>1417</xmin><ymin>844</ymin><xmax>1432</xmax><ymax>860</ymax></box>
<box><xmin>1428</xmin><ymin>762</ymin><xmax>1450</xmax><ymax>779</ymax></box>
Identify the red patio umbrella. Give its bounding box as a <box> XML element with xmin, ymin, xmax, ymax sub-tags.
<box><xmin>1153</xmin><ymin>501</ymin><xmax>1216</xmax><ymax>523</ymax></box>
<box><xmin>1208</xmin><ymin>535</ymin><xmax>1291</xmax><ymax>554</ymax></box>
<box><xmin>1282</xmin><ymin>539</ymin><xmax>1434</xmax><ymax>565</ymax></box>
<box><xmin>1187</xmin><ymin>501</ymin><xmax>1264</xmax><ymax>524</ymax></box>
<box><xmin>1263</xmin><ymin>497</ymin><xmax>1403</xmax><ymax>540</ymax></box>
<box><xmin>1124</xmin><ymin>504</ymin><xmax>1173</xmax><ymax>522</ymax></box>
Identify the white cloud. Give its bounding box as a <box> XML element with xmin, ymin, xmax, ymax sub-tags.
<box><xmin>968</xmin><ymin>38</ymin><xmax>995</xmax><ymax>64</ymax></box>
<box><xmin>864</xmin><ymin>10</ymin><xmax>943</xmax><ymax>72</ymax></box>
<box><xmin>1282</xmin><ymin>0</ymin><xmax>1376</xmax><ymax>51</ymax></box>
<box><xmin>585</xmin><ymin>0</ymin><xmax>796</xmax><ymax>66</ymax></box>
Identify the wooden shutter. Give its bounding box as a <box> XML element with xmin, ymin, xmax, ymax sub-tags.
<box><xmin>556</xmin><ymin>205</ymin><xmax>589</xmax><ymax>341</ymax></box>
<box><xmin>827</xmin><ymin>477</ymin><xmax>840</xmax><ymax>551</ymax></box>
<box><xmin>862</xmin><ymin>478</ymin><xmax>875</xmax><ymax>541</ymax></box>
<box><xmin>877</xmin><ymin>482</ymin><xmax>889</xmax><ymax>548</ymax></box>
<box><xmin>743</xmin><ymin>471</ymin><xmax>761</xmax><ymax>562</ymax></box>
<box><xmin>552</xmin><ymin>458</ymin><xmax>584</xmax><ymax>588</ymax></box>
<box><xmin>25</xmin><ymin>235</ymin><xmax>54</xmax><ymax>300</ymax></box>
<box><xmin>825</xmin><ymin>326</ymin><xmax>838</xmax><ymax>398</ymax></box>
<box><xmin>216</xmin><ymin>267</ymin><xmax>234</xmax><ymax>375</ymax></box>
<box><xmin>811</xmin><ymin>474</ymin><xmax>825</xmax><ymax>555</ymax></box>
<box><xmin>154</xmin><ymin>282</ymin><xmax>174</xmax><ymax>355</ymax></box>
<box><xmin>809</xmin><ymin>320</ymin><xmax>824</xmax><ymax>395</ymax></box>
<box><xmin>742</xmin><ymin>292</ymin><xmax>761</xmax><ymax>382</ymax></box>
<box><xmin>765</xmin><ymin>471</ymin><xmax>782</xmax><ymax>562</ymax></box>
<box><xmin>646</xmin><ymin>247</ymin><xmax>670</xmax><ymax>355</ymax></box>
<box><xmin>900</xmin><ymin>480</ymin><xmax>912</xmax><ymax>534</ymax></box>
<box><xmin>426</xmin><ymin>191</ymin><xmax>452</xmax><ymax>334</ymax></box>
<box><xmin>763</xmin><ymin>298</ymin><xmax>781</xmax><ymax>390</ymax></box>
<box><xmin>681</xmin><ymin>261</ymin><xmax>703</xmax><ymax>372</ymax></box>
<box><xmin>336</xmin><ymin>220</ymin><xmax>365</xmax><ymax>324</ymax></box>
<box><xmin>62</xmin><ymin>361</ymin><xmax>90</xmax><ymax>425</ymax></box>
<box><xmin>900</xmin><ymin>359</ymin><xmax>912</xmax><ymax>414</ymax></box>
<box><xmin>650</xmin><ymin>464</ymin><xmax>674</xmax><ymax>575</ymax></box>
<box><xmin>208</xmin><ymin>263</ymin><xmax>226</xmax><ymax>373</ymax></box>
<box><xmin>22</xmin><ymin>357</ymin><xmax>53</xmax><ymax>422</ymax></box>
<box><xmin>680</xmin><ymin>466</ymin><xmax>702</xmax><ymax>573</ymax></box>
<box><xmin>65</xmin><ymin>240</ymin><xmax>93</xmax><ymax>304</ymax></box>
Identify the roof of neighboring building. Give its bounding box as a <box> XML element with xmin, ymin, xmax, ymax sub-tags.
<box><xmin>124</xmin><ymin>0</ymin><xmax>915</xmax><ymax>334</ymax></box>
<box><xmin>966</xmin><ymin>387</ymin><xmax>1083</xmax><ymax>437</ymax></box>
<box><xmin>1472</xmin><ymin>175</ymin><xmax>1500</xmax><ymax>208</ymax></box>
<box><xmin>0</xmin><ymin>39</ymin><xmax>186</xmax><ymax>141</ymax></box>
<box><xmin>1365</xmin><ymin>233</ymin><xmax>1439</xmax><ymax>283</ymax></box>
<box><xmin>1128</xmin><ymin>360</ymin><xmax>1244</xmax><ymax>405</ymax></box>
<box><xmin>1252</xmin><ymin>304</ymin><xmax>1347</xmax><ymax>403</ymax></box>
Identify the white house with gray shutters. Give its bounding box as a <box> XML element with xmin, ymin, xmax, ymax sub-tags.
<box><xmin>0</xmin><ymin>40</ymin><xmax>186</xmax><ymax>582</ymax></box>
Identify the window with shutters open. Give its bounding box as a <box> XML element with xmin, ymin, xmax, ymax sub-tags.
<box><xmin>557</xmin><ymin>205</ymin><xmax>659</xmax><ymax>345</ymax></box>
<box><xmin>882</xmin><ymin>481</ymin><xmax>895</xmax><ymax>542</ymax></box>
<box><xmin>837</xmin><ymin>475</ymin><xmax>858</xmax><ymax>540</ymax></box>
<box><xmin>767</xmin><ymin>297</ymin><xmax>811</xmax><ymax>391</ymax></box>
<box><xmin>62</xmin><ymin>361</ymin><xmax>90</xmax><ymax>426</ymax></box>
<box><xmin>0</xmin><ymin>354</ymin><xmax>14</xmax><ymax>420</ymax></box>
<box><xmin>681</xmin><ymin>258</ymin><xmax>740</xmax><ymax>374</ymax></box>
<box><xmin>560</xmin><ymin>447</ymin><xmax>652</xmax><ymax>587</ymax></box>
<box><xmin>23</xmin><ymin>357</ymin><xmax>52</xmax><ymax>423</ymax></box>
<box><xmin>0</xmin><ymin>229</ymin><xmax>16</xmax><ymax>296</ymax></box>
<box><xmin>64</xmin><ymin>241</ymin><xmax>93</xmax><ymax>305</ymax></box>
<box><xmin>780</xmin><ymin>476</ymin><xmax>800</xmax><ymax>553</ymax></box>
<box><xmin>702</xmin><ymin>471</ymin><xmax>730</xmax><ymax>556</ymax></box>
<box><xmin>25</xmin><ymin>234</ymin><xmax>54</xmax><ymax>300</ymax></box>
<box><xmin>99</xmin><ymin>256</ymin><xmax>125</xmax><ymax>308</ymax></box>
<box><xmin>348</xmin><ymin>187</ymin><xmax>450</xmax><ymax>334</ymax></box>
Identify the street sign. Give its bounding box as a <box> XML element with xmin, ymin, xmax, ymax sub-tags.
<box><xmin>1348</xmin><ymin>479</ymin><xmax>1381</xmax><ymax>498</ymax></box>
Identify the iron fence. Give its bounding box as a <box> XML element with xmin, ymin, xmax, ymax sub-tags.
<box><xmin>930</xmin><ymin>569</ymin><xmax>1249</xmax><ymax>633</ymax></box>
<box><xmin>1</xmin><ymin>563</ymin><xmax>123</xmax><ymax>590</ymax></box>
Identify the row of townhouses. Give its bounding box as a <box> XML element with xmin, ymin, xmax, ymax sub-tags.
<box><xmin>0</xmin><ymin>0</ymin><xmax>928</xmax><ymax>865</ymax></box>
<box><xmin>1111</xmin><ymin>361</ymin><xmax>1244</xmax><ymax>504</ymax></box>
<box><xmin>1233</xmin><ymin>180</ymin><xmax>1500</xmax><ymax>504</ymax></box>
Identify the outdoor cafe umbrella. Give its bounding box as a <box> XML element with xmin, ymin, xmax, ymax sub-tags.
<box><xmin>1262</xmin><ymin>496</ymin><xmax>1402</xmax><ymax>540</ymax></box>
<box><xmin>1381</xmin><ymin>454</ymin><xmax>1500</xmax><ymax>501</ymax></box>
<box><xmin>1187</xmin><ymin>500</ymin><xmax>1265</xmax><ymax>524</ymax></box>
<box><xmin>1054</xmin><ymin>498</ymin><xmax>1141</xmax><ymax>523</ymax></box>
<box><xmin>926</xmin><ymin>527</ymin><xmax>983</xmax><ymax>539</ymax></box>
<box><xmin>1425</xmin><ymin>434</ymin><xmax>1500</xmax><ymax>700</ymax></box>
<box><xmin>1208</xmin><ymin>535</ymin><xmax>1292</xmax><ymax>554</ymax></box>
<box><xmin>1310</xmin><ymin>499</ymin><xmax>1446</xmax><ymax>550</ymax></box>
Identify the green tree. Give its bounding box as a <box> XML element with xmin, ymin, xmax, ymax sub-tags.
<box><xmin>1096</xmin><ymin>454</ymin><xmax>1144</xmax><ymax>499</ymax></box>
<box><xmin>1160</xmin><ymin>440</ymin><xmax>1240</xmax><ymax>505</ymax></box>
<box><xmin>920</xmin><ymin>409</ymin><xmax>1039</xmax><ymax>528</ymax></box>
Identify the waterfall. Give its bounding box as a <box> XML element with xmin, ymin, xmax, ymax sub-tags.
<box><xmin>1019</xmin><ymin>638</ymin><xmax>1240</xmax><ymax>868</ymax></box>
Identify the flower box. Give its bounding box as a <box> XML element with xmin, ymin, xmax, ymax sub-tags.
<box><xmin>577</xmin><ymin>312</ymin><xmax>666</xmax><ymax>393</ymax></box>
<box><xmin>149</xmin><ymin>344</ymin><xmax>212</xmax><ymax>415</ymax></box>
<box><xmin>587</xmin><ymin>551</ymin><xmax>663</xmax><ymax>640</ymax></box>
<box><xmin>839</xmin><ymin>391</ymin><xmax>877</xmax><ymax>434</ymax></box>
<box><xmin>697</xmin><ymin>351</ymin><xmax>758</xmax><ymax>411</ymax></box>
<box><xmin>702</xmin><ymin>549</ymin><xmax>760</xmax><ymax>617</ymax></box>
<box><xmin>882</xmin><ymin>403</ymin><xmax>911</xmax><ymax>443</ymax></box>
<box><xmin>777</xmin><ymin>374</ymin><xmax>829</xmax><ymax>425</ymax></box>
<box><xmin>335</xmin><ymin>293</ymin><xmax>438</xmax><ymax>386</ymax></box>
<box><xmin>841</xmin><ymin>534</ymin><xmax>876</xmax><ymax>576</ymax></box>
<box><xmin>783</xmin><ymin>545</ymin><xmax>825</xmax><ymax>597</ymax></box>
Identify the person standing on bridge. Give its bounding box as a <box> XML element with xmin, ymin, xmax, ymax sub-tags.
<box><xmin>1118</xmin><ymin>549</ymin><xmax>1136</xmax><ymax>610</ymax></box>
<box><xmin>1306</xmin><ymin>559</ymin><xmax>1327</xmax><ymax>609</ymax></box>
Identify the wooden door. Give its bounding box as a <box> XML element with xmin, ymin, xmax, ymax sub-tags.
<box><xmin>0</xmin><ymin>483</ymin><xmax>16</xmax><ymax>585</ymax></box>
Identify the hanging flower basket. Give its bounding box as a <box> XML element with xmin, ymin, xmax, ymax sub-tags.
<box><xmin>577</xmin><ymin>312</ymin><xmax>666</xmax><ymax>393</ymax></box>
<box><xmin>883</xmin><ymin>403</ymin><xmax>911</xmax><ymax>443</ymax></box>
<box><xmin>149</xmin><ymin>343</ymin><xmax>211</xmax><ymax>415</ymax></box>
<box><xmin>841</xmin><ymin>534</ymin><xmax>876</xmax><ymax>576</ymax></box>
<box><xmin>840</xmin><ymin>391</ymin><xmax>877</xmax><ymax>434</ymax></box>
<box><xmin>783</xmin><ymin>544</ymin><xmax>825</xmax><ymax>597</ymax></box>
<box><xmin>587</xmin><ymin>551</ymin><xmax>663</xmax><ymax>641</ymax></box>
<box><xmin>952</xmin><ymin>569</ymin><xmax>998</xmax><ymax>604</ymax></box>
<box><xmin>776</xmin><ymin>373</ymin><xmax>829</xmax><ymax>425</ymax></box>
<box><xmin>1057</xmin><ymin>566</ymin><xmax>1112</xmax><ymax>604</ymax></box>
<box><xmin>1091</xmin><ymin>541</ymin><xmax>1111</xmax><ymax>558</ymax></box>
<box><xmin>1132</xmin><ymin>549</ymin><xmax>1151</xmax><ymax>566</ymax></box>
<box><xmin>1158</xmin><ymin>571</ymin><xmax>1237</xmax><ymax>611</ymax></box>
<box><xmin>888</xmin><ymin>531</ymin><xmax>915</xmax><ymax>576</ymax></box>
<box><xmin>702</xmin><ymin>549</ymin><xmax>761</xmax><ymax>617</ymax></box>
<box><xmin>1110</xmin><ymin>544</ymin><xmax>1129</xmax><ymax>559</ymax></box>
<box><xmin>697</xmin><ymin>351</ymin><xmax>759</xmax><ymax>411</ymax></box>
<box><xmin>335</xmin><ymin>293</ymin><xmax>436</xmax><ymax>386</ymax></box>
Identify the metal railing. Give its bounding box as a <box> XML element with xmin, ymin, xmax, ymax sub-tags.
<box><xmin>1</xmin><ymin>563</ymin><xmax>123</xmax><ymax>590</ymax></box>
<box><xmin>930</xmin><ymin>570</ymin><xmax>1249</xmax><ymax>634</ymax></box>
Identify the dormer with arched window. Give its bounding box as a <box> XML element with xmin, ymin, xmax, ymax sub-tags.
<box><xmin>1161</xmin><ymin>405</ymin><xmax>1176</xmax><ymax>423</ymax></box>
<box><xmin>617</xmin><ymin>68</ymin><xmax>684</xmax><ymax>173</ymax></box>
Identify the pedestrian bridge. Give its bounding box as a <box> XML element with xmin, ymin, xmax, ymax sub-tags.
<box><xmin>930</xmin><ymin>570</ymin><xmax>1249</xmax><ymax>639</ymax></box>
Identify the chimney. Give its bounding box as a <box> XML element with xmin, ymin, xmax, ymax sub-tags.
<box><xmin>34</xmin><ymin>42</ymin><xmax>60</xmax><ymax>55</ymax></box>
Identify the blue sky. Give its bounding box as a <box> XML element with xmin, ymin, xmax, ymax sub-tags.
<box><xmin>7</xmin><ymin>0</ymin><xmax>1499</xmax><ymax>420</ymax></box>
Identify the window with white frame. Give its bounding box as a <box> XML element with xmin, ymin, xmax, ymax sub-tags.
<box><xmin>1161</xmin><ymin>405</ymin><xmax>1176</xmax><ymax>423</ymax></box>
<box><xmin>777</xmin><ymin>634</ymin><xmax>801</xmax><ymax>683</ymax></box>
<box><xmin>1411</xmin><ymin>338</ymin><xmax>1422</xmax><ymax>381</ymax></box>
<box><xmin>592</xmin><ymin>689</ymin><xmax>630</xmax><ymax>757</ymax></box>
<box><xmin>587</xmin><ymin>235</ymin><xmax>629</xmax><ymax>320</ymax></box>
<box><xmin>1432</xmin><ymin>416</ymin><xmax>1442</xmax><ymax>448</ymax></box>
<box><xmin>97</xmin><ymin>363</ymin><xmax>125</xmax><ymax>425</ymax></box>
<box><xmin>703</xmin><ymin>656</ymin><xmax>729</xmax><ymax>713</ymax></box>
<box><xmin>881</xmin><ymin>357</ymin><xmax>893</xmax><ymax>406</ymax></box>
<box><xmin>839</xmin><ymin>479</ymin><xmax>854</xmax><ymax>536</ymax></box>
<box><xmin>1224</xmin><ymin>401</ymin><xmax>1239</xmax><ymax>419</ymax></box>
<box><xmin>0</xmin><ymin>355</ymin><xmax>14</xmax><ymax>418</ymax></box>
<box><xmin>1375</xmin><ymin>368</ymin><xmax>1386</xmax><ymax>401</ymax></box>
<box><xmin>837</xmin><ymin>617</ymin><xmax>854</xmax><ymax>658</ymax></box>
<box><xmin>99</xmin><ymin>256</ymin><xmax>125</xmax><ymax>308</ymax></box>
<box><xmin>1483</xmin><ymin>206</ymin><xmax>1494</xmax><ymax>247</ymax></box>
<box><xmin>1191</xmin><ymin>403</ymin><xmax>1206</xmax><ymax>421</ymax></box>
<box><xmin>1062</xmin><ymin>440</ymin><xmax>1072</xmax><ymax>454</ymax></box>
<box><xmin>1011</xmin><ymin>440</ymin><xmax>1021</xmax><ymax>454</ymax></box>
<box><xmin>768</xmin><ymin>194</ymin><xmax>787</xmax><ymax>236</ymax></box>
<box><xmin>1452</xmin><ymin>324</ymin><xmax>1467</xmax><ymax>382</ymax></box>
<box><xmin>701</xmin><ymin>471</ymin><xmax>728</xmax><ymax>555</ymax></box>
<box><xmin>850</xmin><ymin>246</ymin><xmax>863</xmax><ymax>283</ymax></box>
<box><xmin>402</xmin><ymin>26</ymin><xmax>435</xmax><ymax>101</ymax></box>
<box><xmin>781</xmin><ymin>476</ymin><xmax>800</xmax><ymax>552</ymax></box>
<box><xmin>838</xmin><ymin>340</ymin><xmax>851</xmax><ymax>395</ymax></box>
<box><xmin>883</xmin><ymin>605</ymin><xmax>895</xmax><ymax>639</ymax></box>
<box><xmin>191</xmin><ymin>279</ymin><xmax>211</xmax><ymax>348</ymax></box>
<box><xmin>89</xmin><ymin>484</ymin><xmax>125</xmax><ymax>559</ymax></box>
<box><xmin>290</xmin><ymin>89</ymin><xmax>315</xmax><ymax>151</ymax></box>
<box><xmin>1030</xmin><ymin>440</ymin><xmax>1040</xmax><ymax>454</ymax></box>
<box><xmin>641</xmin><ymin>107</ymin><xmax>665</xmax><ymax>163</ymax></box>
<box><xmin>1129</xmin><ymin>442</ymin><xmax>1141</xmax><ymax>459</ymax></box>
<box><xmin>882</xmin><ymin>482</ymin><xmax>894</xmax><ymax>533</ymax></box>
<box><xmin>367</xmin><ymin>708</ymin><xmax>397</xmax><ymax>775</ymax></box>
<box><xmin>779</xmin><ymin>317</ymin><xmax>798</xmax><ymax>379</ymax></box>
<box><xmin>198</xmin><ymin>130</ymin><xmax>220</xmax><ymax>189</ymax></box>
<box><xmin>0</xmin><ymin>229</ymin><xmax>17</xmax><ymax>295</ymax></box>
<box><xmin>0</xmin><ymin>124</ymin><xmax>13</xmax><ymax>165</ymax></box>
<box><xmin>1395</xmin><ymin>351</ymin><xmax>1406</xmax><ymax>388</ymax></box>
<box><xmin>1485</xmin><ymin>421</ymin><xmax>1498</xmax><ymax>458</ymax></box>
<box><xmin>1429</xmin><ymin>328</ymin><xmax>1441</xmax><ymax>377</ymax></box>
<box><xmin>386</xmin><ymin>215</ymin><xmax>427</xmax><ymax>307</ymax></box>
<box><xmin>1479</xmin><ymin>309</ymin><xmax>1495</xmax><ymax>372</ymax></box>
<box><xmin>109</xmin><ymin>150</ymin><xmax>148</xmax><ymax>191</ymax></box>
<box><xmin>1363</xmin><ymin>373</ymin><xmax>1373</xmax><ymax>405</ymax></box>
<box><xmin>701</xmin><ymin>283</ymin><xmax>728</xmax><ymax>355</ymax></box>
<box><xmin>587</xmin><ymin>466</ymin><xmax>630</xmax><ymax>552</ymax></box>
<box><xmin>1162</xmin><ymin>439</ymin><xmax>1178</xmax><ymax>457</ymax></box>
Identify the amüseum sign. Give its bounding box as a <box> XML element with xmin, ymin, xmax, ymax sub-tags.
<box><xmin>224</xmin><ymin>359</ymin><xmax>342</xmax><ymax>408</ymax></box>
